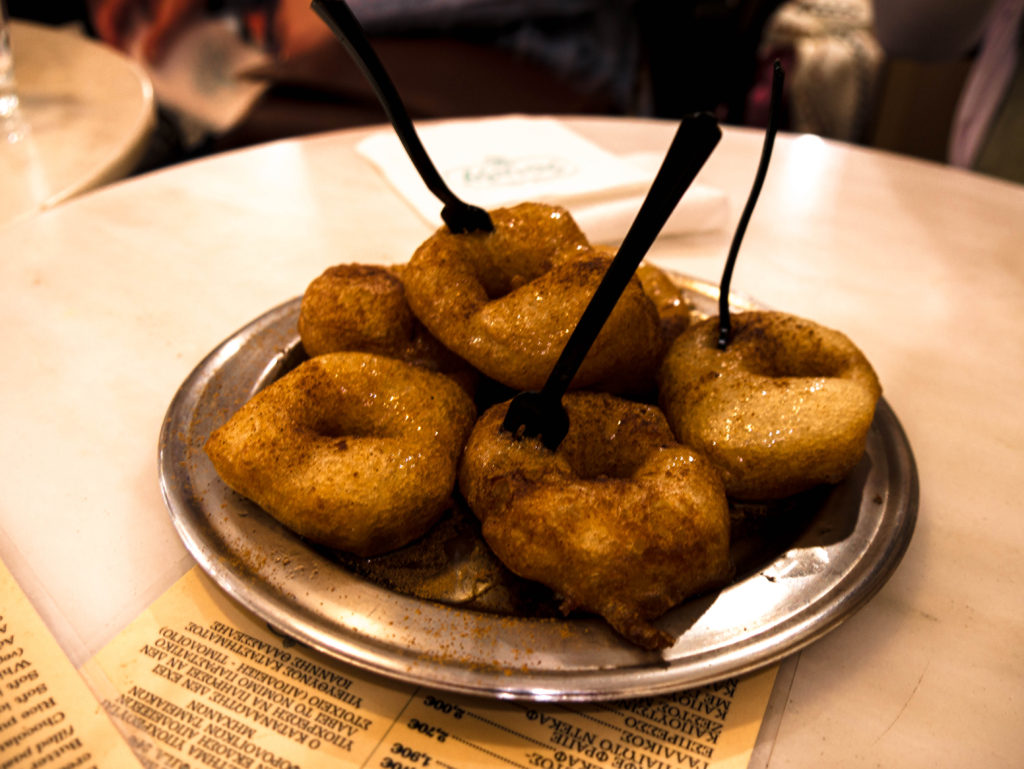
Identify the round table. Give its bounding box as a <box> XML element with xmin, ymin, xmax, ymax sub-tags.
<box><xmin>0</xmin><ymin>20</ymin><xmax>155</xmax><ymax>226</ymax></box>
<box><xmin>0</xmin><ymin>116</ymin><xmax>1021</xmax><ymax>768</ymax></box>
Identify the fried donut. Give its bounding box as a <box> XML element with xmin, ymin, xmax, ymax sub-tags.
<box><xmin>635</xmin><ymin>263</ymin><xmax>694</xmax><ymax>346</ymax></box>
<box><xmin>659</xmin><ymin>311</ymin><xmax>881</xmax><ymax>500</ymax></box>
<box><xmin>298</xmin><ymin>264</ymin><xmax>472</xmax><ymax>387</ymax></box>
<box><xmin>402</xmin><ymin>203</ymin><xmax>663</xmax><ymax>393</ymax></box>
<box><xmin>205</xmin><ymin>352</ymin><xmax>476</xmax><ymax>557</ymax></box>
<box><xmin>459</xmin><ymin>392</ymin><xmax>731</xmax><ymax>650</ymax></box>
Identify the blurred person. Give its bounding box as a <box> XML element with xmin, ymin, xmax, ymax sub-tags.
<box><xmin>86</xmin><ymin>0</ymin><xmax>648</xmax><ymax>112</ymax></box>
<box><xmin>752</xmin><ymin>0</ymin><xmax>883</xmax><ymax>143</ymax></box>
<box><xmin>872</xmin><ymin>0</ymin><xmax>1024</xmax><ymax>183</ymax></box>
<box><xmin>81</xmin><ymin>1</ymin><xmax>785</xmax><ymax>164</ymax></box>
<box><xmin>82</xmin><ymin>0</ymin><xmax>654</xmax><ymax>157</ymax></box>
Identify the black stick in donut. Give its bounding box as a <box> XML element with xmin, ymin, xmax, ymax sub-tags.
<box><xmin>311</xmin><ymin>0</ymin><xmax>493</xmax><ymax>234</ymax></box>
<box><xmin>502</xmin><ymin>113</ymin><xmax>722</xmax><ymax>450</ymax></box>
<box><xmin>717</xmin><ymin>59</ymin><xmax>785</xmax><ymax>350</ymax></box>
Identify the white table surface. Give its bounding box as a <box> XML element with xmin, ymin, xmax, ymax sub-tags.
<box><xmin>0</xmin><ymin>115</ymin><xmax>1021</xmax><ymax>768</ymax></box>
<box><xmin>1</xmin><ymin>20</ymin><xmax>155</xmax><ymax>226</ymax></box>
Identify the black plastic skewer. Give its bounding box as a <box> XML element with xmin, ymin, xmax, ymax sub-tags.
<box><xmin>311</xmin><ymin>0</ymin><xmax>492</xmax><ymax>233</ymax></box>
<box><xmin>501</xmin><ymin>113</ymin><xmax>722</xmax><ymax>450</ymax></box>
<box><xmin>717</xmin><ymin>59</ymin><xmax>785</xmax><ymax>349</ymax></box>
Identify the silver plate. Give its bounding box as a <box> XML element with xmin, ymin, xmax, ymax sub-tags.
<box><xmin>159</xmin><ymin>277</ymin><xmax>917</xmax><ymax>701</ymax></box>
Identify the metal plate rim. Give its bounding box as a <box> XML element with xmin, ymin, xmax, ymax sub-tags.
<box><xmin>159</xmin><ymin>279</ymin><xmax>918</xmax><ymax>701</ymax></box>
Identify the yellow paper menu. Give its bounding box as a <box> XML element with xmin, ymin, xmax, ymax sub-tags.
<box><xmin>82</xmin><ymin>567</ymin><xmax>777</xmax><ymax>769</ymax></box>
<box><xmin>0</xmin><ymin>558</ymin><xmax>142</xmax><ymax>768</ymax></box>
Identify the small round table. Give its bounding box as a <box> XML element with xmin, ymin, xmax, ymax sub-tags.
<box><xmin>1</xmin><ymin>20</ymin><xmax>155</xmax><ymax>226</ymax></box>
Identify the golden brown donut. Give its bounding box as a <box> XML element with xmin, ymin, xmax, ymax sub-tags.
<box><xmin>205</xmin><ymin>352</ymin><xmax>475</xmax><ymax>557</ymax></box>
<box><xmin>298</xmin><ymin>264</ymin><xmax>472</xmax><ymax>388</ymax></box>
<box><xmin>659</xmin><ymin>311</ymin><xmax>882</xmax><ymax>500</ymax></box>
<box><xmin>635</xmin><ymin>262</ymin><xmax>694</xmax><ymax>346</ymax></box>
<box><xmin>402</xmin><ymin>203</ymin><xmax>663</xmax><ymax>393</ymax></box>
<box><xmin>459</xmin><ymin>392</ymin><xmax>731</xmax><ymax>650</ymax></box>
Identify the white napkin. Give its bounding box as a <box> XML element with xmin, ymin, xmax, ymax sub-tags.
<box><xmin>356</xmin><ymin>115</ymin><xmax>728</xmax><ymax>244</ymax></box>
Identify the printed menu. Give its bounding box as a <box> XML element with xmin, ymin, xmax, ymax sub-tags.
<box><xmin>0</xmin><ymin>558</ymin><xmax>141</xmax><ymax>768</ymax></box>
<box><xmin>5</xmin><ymin>560</ymin><xmax>778</xmax><ymax>769</ymax></box>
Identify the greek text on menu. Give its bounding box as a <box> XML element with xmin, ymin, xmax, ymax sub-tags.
<box><xmin>85</xmin><ymin>568</ymin><xmax>775</xmax><ymax>769</ymax></box>
<box><xmin>0</xmin><ymin>558</ymin><xmax>142</xmax><ymax>769</ymax></box>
